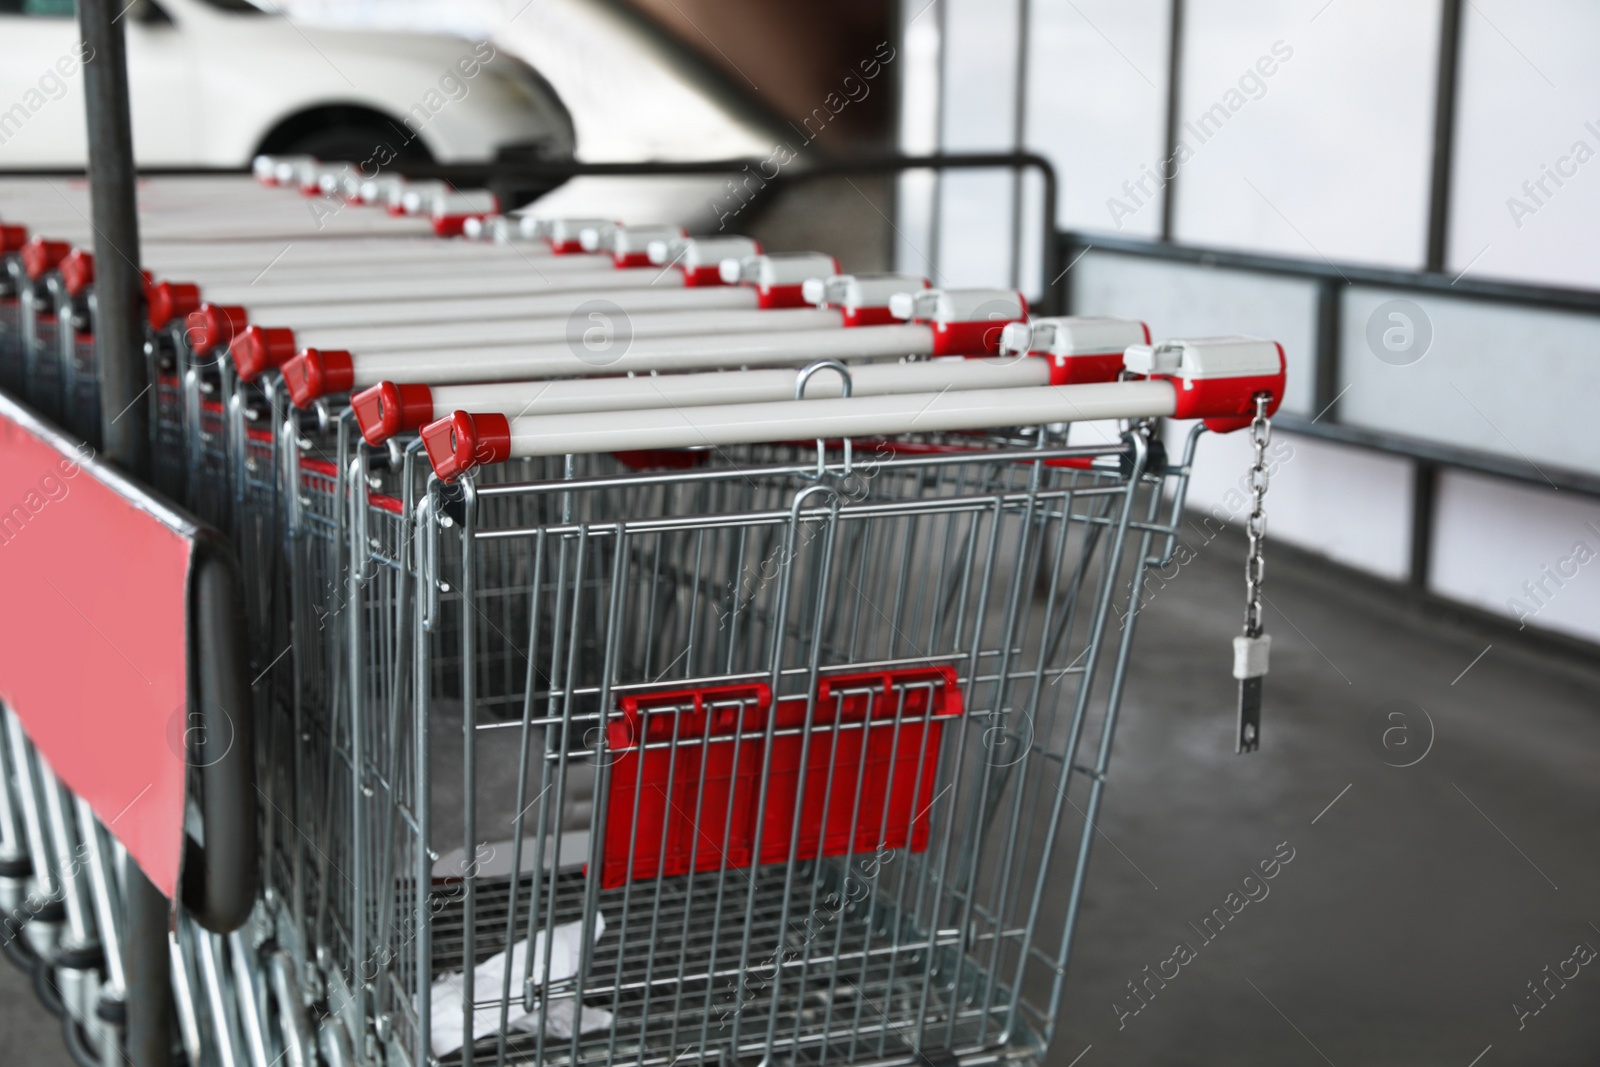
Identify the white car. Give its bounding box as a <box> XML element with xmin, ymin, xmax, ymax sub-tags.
<box><xmin>0</xmin><ymin>0</ymin><xmax>574</xmax><ymax>169</ymax></box>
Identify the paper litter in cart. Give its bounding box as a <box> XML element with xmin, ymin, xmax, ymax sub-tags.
<box><xmin>428</xmin><ymin>915</ymin><xmax>612</xmax><ymax>1055</ymax></box>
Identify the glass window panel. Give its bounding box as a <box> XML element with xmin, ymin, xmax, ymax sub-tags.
<box><xmin>1024</xmin><ymin>0</ymin><xmax>1171</xmax><ymax>240</ymax></box>
<box><xmin>895</xmin><ymin>170</ymin><xmax>941</xmax><ymax>281</ymax></box>
<box><xmin>926</xmin><ymin>0</ymin><xmax>1022</xmax><ymax>286</ymax></box>
<box><xmin>940</xmin><ymin>0</ymin><xmax>1021</xmax><ymax>152</ymax></box>
<box><xmin>895</xmin><ymin>7</ymin><xmax>943</xmax><ymax>277</ymax></box>
<box><xmin>1448</xmin><ymin>0</ymin><xmax>1600</xmax><ymax>289</ymax></box>
<box><xmin>1172</xmin><ymin>0</ymin><xmax>1440</xmax><ymax>269</ymax></box>
<box><xmin>1338</xmin><ymin>287</ymin><xmax>1600</xmax><ymax>473</ymax></box>
<box><xmin>936</xmin><ymin>170</ymin><xmax>1017</xmax><ymax>287</ymax></box>
<box><xmin>1071</xmin><ymin>252</ymin><xmax>1318</xmax><ymax>414</ymax></box>
<box><xmin>1016</xmin><ymin>167</ymin><xmax>1046</xmax><ymax>297</ymax></box>
<box><xmin>1429</xmin><ymin>471</ymin><xmax>1600</xmax><ymax>643</ymax></box>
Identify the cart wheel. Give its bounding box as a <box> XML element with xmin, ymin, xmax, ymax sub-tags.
<box><xmin>1</xmin><ymin>928</ymin><xmax>38</xmax><ymax>973</ymax></box>
<box><xmin>32</xmin><ymin>953</ymin><xmax>66</xmax><ymax>1018</ymax></box>
<box><xmin>62</xmin><ymin>1015</ymin><xmax>105</xmax><ymax>1067</ymax></box>
<box><xmin>318</xmin><ymin>1012</ymin><xmax>355</xmax><ymax>1067</ymax></box>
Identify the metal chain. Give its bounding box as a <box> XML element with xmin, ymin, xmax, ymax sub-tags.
<box><xmin>1243</xmin><ymin>393</ymin><xmax>1272</xmax><ymax>637</ymax></box>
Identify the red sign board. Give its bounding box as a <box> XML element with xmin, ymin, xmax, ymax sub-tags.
<box><xmin>0</xmin><ymin>396</ymin><xmax>193</xmax><ymax>898</ymax></box>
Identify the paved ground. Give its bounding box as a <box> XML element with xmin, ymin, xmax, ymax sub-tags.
<box><xmin>0</xmin><ymin>945</ymin><xmax>74</xmax><ymax>1066</ymax></box>
<box><xmin>1047</xmin><ymin>524</ymin><xmax>1600</xmax><ymax>1066</ymax></box>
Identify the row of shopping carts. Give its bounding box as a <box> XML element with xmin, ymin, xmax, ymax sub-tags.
<box><xmin>0</xmin><ymin>160</ymin><xmax>1284</xmax><ymax>1067</ymax></box>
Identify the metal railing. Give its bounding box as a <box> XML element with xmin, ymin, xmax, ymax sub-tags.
<box><xmin>1057</xmin><ymin>228</ymin><xmax>1600</xmax><ymax>600</ymax></box>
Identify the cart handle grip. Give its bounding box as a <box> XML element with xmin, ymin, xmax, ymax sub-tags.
<box><xmin>181</xmin><ymin>537</ymin><xmax>258</xmax><ymax>933</ymax></box>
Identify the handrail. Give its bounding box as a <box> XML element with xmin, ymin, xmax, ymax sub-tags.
<box><xmin>1058</xmin><ymin>229</ymin><xmax>1600</xmax><ymax>501</ymax></box>
<box><xmin>402</xmin><ymin>151</ymin><xmax>1062</xmax><ymax>311</ymax></box>
<box><xmin>1060</xmin><ymin>228</ymin><xmax>1600</xmax><ymax>314</ymax></box>
<box><xmin>184</xmin><ymin>533</ymin><xmax>258</xmax><ymax>933</ymax></box>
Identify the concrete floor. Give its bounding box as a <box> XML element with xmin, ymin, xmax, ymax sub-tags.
<box><xmin>4</xmin><ymin>518</ymin><xmax>1596</xmax><ymax>1066</ymax></box>
<box><xmin>0</xmin><ymin>948</ymin><xmax>73</xmax><ymax>1066</ymax></box>
<box><xmin>1049</xmin><ymin>526</ymin><xmax>1600</xmax><ymax>1066</ymax></box>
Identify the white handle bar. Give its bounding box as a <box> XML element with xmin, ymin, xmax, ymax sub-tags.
<box><xmin>190</xmin><ymin>265</ymin><xmax>685</xmax><ymax>308</ymax></box>
<box><xmin>355</xmin><ymin>358</ymin><xmax>1054</xmax><ymax>443</ymax></box>
<box><xmin>295</xmin><ymin>307</ymin><xmax>839</xmax><ymax>354</ymax></box>
<box><xmin>241</xmin><ymin>286</ymin><xmax>759</xmax><ymax>330</ymax></box>
<box><xmin>425</xmin><ymin>380</ymin><xmax>1177</xmax><ymax>476</ymax></box>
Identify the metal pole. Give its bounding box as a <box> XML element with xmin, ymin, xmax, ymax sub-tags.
<box><xmin>80</xmin><ymin>0</ymin><xmax>151</xmax><ymax>477</ymax></box>
<box><xmin>123</xmin><ymin>868</ymin><xmax>175</xmax><ymax>1067</ymax></box>
<box><xmin>1008</xmin><ymin>0</ymin><xmax>1032</xmax><ymax>291</ymax></box>
<box><xmin>1160</xmin><ymin>0</ymin><xmax>1185</xmax><ymax>242</ymax></box>
<box><xmin>1425</xmin><ymin>0</ymin><xmax>1465</xmax><ymax>273</ymax></box>
<box><xmin>78</xmin><ymin>4</ymin><xmax>168</xmax><ymax>1065</ymax></box>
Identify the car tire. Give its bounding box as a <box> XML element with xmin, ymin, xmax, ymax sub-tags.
<box><xmin>278</xmin><ymin>122</ymin><xmax>434</xmax><ymax>167</ymax></box>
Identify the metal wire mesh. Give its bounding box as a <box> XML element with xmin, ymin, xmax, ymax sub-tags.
<box><xmin>329</xmin><ymin>436</ymin><xmax>1196</xmax><ymax>1067</ymax></box>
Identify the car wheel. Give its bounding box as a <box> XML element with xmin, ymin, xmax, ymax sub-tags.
<box><xmin>278</xmin><ymin>122</ymin><xmax>434</xmax><ymax>167</ymax></box>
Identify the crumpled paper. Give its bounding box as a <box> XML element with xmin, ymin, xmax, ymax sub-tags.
<box><xmin>428</xmin><ymin>914</ymin><xmax>612</xmax><ymax>1055</ymax></box>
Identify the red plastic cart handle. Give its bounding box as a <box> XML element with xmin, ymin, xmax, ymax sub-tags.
<box><xmin>351</xmin><ymin>381</ymin><xmax>435</xmax><ymax>444</ymax></box>
<box><xmin>420</xmin><ymin>409</ymin><xmax>510</xmax><ymax>478</ymax></box>
<box><xmin>232</xmin><ymin>326</ymin><xmax>299</xmax><ymax>381</ymax></box>
<box><xmin>280</xmin><ymin>348</ymin><xmax>354</xmax><ymax>408</ymax></box>
<box><xmin>59</xmin><ymin>249</ymin><xmax>95</xmax><ymax>296</ymax></box>
<box><xmin>185</xmin><ymin>303</ymin><xmax>248</xmax><ymax>356</ymax></box>
<box><xmin>148</xmin><ymin>282</ymin><xmax>202</xmax><ymax>330</ymax></box>
<box><xmin>21</xmin><ymin>237</ymin><xmax>72</xmax><ymax>280</ymax></box>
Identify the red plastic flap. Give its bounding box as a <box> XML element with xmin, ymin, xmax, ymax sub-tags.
<box><xmin>603</xmin><ymin>684</ymin><xmax>772</xmax><ymax>887</ymax></box>
<box><xmin>764</xmin><ymin>666</ymin><xmax>961</xmax><ymax>862</ymax></box>
<box><xmin>0</xmin><ymin>400</ymin><xmax>192</xmax><ymax>898</ymax></box>
<box><xmin>599</xmin><ymin>667</ymin><xmax>963</xmax><ymax>888</ymax></box>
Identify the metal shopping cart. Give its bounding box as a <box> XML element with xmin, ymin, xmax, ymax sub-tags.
<box><xmin>330</xmin><ymin>410</ymin><xmax>1209</xmax><ymax>1067</ymax></box>
<box><xmin>3</xmin><ymin>154</ymin><xmax>1288</xmax><ymax>1067</ymax></box>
